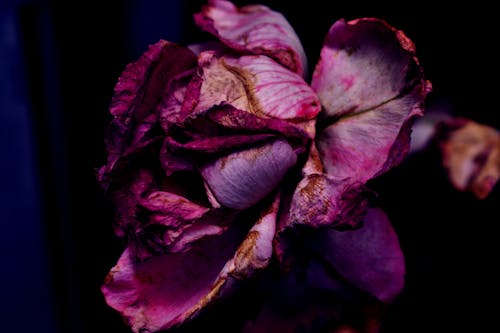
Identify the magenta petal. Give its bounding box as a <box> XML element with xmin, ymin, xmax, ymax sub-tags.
<box><xmin>166</xmin><ymin>134</ymin><xmax>275</xmax><ymax>154</ymax></box>
<box><xmin>310</xmin><ymin>208</ymin><xmax>405</xmax><ymax>303</ymax></box>
<box><xmin>102</xmin><ymin>199</ymin><xmax>279</xmax><ymax>333</ymax></box>
<box><xmin>110</xmin><ymin>168</ymin><xmax>157</xmax><ymax>237</ymax></box>
<box><xmin>98</xmin><ymin>40</ymin><xmax>197</xmax><ymax>188</ymax></box>
<box><xmin>201</xmin><ymin>140</ymin><xmax>297</xmax><ymax>209</ymax></box>
<box><xmin>157</xmin><ymin>68</ymin><xmax>196</xmax><ymax>132</ymax></box>
<box><xmin>102</xmin><ymin>225</ymin><xmax>245</xmax><ymax>333</ymax></box>
<box><xmin>194</xmin><ymin>0</ymin><xmax>307</xmax><ymax>77</ymax></box>
<box><xmin>191</xmin><ymin>52</ymin><xmax>320</xmax><ymax>120</ymax></box>
<box><xmin>207</xmin><ymin>104</ymin><xmax>312</xmax><ymax>141</ymax></box>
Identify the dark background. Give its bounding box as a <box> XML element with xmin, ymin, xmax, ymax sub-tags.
<box><xmin>0</xmin><ymin>0</ymin><xmax>497</xmax><ymax>332</ymax></box>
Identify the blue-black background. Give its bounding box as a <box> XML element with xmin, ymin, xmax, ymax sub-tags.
<box><xmin>1</xmin><ymin>0</ymin><xmax>497</xmax><ymax>332</ymax></box>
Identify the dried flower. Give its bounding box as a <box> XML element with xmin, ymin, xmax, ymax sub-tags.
<box><xmin>98</xmin><ymin>1</ymin><xmax>431</xmax><ymax>332</ymax></box>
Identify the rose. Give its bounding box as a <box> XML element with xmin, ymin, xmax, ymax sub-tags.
<box><xmin>98</xmin><ymin>1</ymin><xmax>431</xmax><ymax>332</ymax></box>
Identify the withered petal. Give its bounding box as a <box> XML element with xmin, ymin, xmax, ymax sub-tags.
<box><xmin>285</xmin><ymin>174</ymin><xmax>370</xmax><ymax>230</ymax></box>
<box><xmin>308</xmin><ymin>208</ymin><xmax>405</xmax><ymax>303</ymax></box>
<box><xmin>98</xmin><ymin>41</ymin><xmax>197</xmax><ymax>188</ymax></box>
<box><xmin>312</xmin><ymin>18</ymin><xmax>431</xmax><ymax>183</ymax></box>
<box><xmin>102</xmin><ymin>198</ymin><xmax>279</xmax><ymax>333</ymax></box>
<box><xmin>189</xmin><ymin>52</ymin><xmax>320</xmax><ymax>120</ymax></box>
<box><xmin>101</xmin><ymin>223</ymin><xmax>245</xmax><ymax>333</ymax></box>
<box><xmin>194</xmin><ymin>0</ymin><xmax>307</xmax><ymax>77</ymax></box>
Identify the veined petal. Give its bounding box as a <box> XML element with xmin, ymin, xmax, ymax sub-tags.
<box><xmin>312</xmin><ymin>18</ymin><xmax>430</xmax><ymax>182</ymax></box>
<box><xmin>309</xmin><ymin>208</ymin><xmax>405</xmax><ymax>303</ymax></box>
<box><xmin>201</xmin><ymin>140</ymin><xmax>297</xmax><ymax>209</ymax></box>
<box><xmin>190</xmin><ymin>52</ymin><xmax>320</xmax><ymax>120</ymax></box>
<box><xmin>318</xmin><ymin>91</ymin><xmax>424</xmax><ymax>183</ymax></box>
<box><xmin>194</xmin><ymin>0</ymin><xmax>307</xmax><ymax>77</ymax></box>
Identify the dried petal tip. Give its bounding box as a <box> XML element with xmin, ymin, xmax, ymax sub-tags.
<box><xmin>194</xmin><ymin>0</ymin><xmax>308</xmax><ymax>77</ymax></box>
<box><xmin>437</xmin><ymin>118</ymin><xmax>500</xmax><ymax>199</ymax></box>
<box><xmin>312</xmin><ymin>18</ymin><xmax>431</xmax><ymax>183</ymax></box>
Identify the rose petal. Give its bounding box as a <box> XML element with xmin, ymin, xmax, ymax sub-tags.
<box><xmin>312</xmin><ymin>18</ymin><xmax>429</xmax><ymax>118</ymax></box>
<box><xmin>165</xmin><ymin>133</ymin><xmax>275</xmax><ymax>154</ymax></box>
<box><xmin>436</xmin><ymin>118</ymin><xmax>500</xmax><ymax>199</ymax></box>
<box><xmin>189</xmin><ymin>52</ymin><xmax>320</xmax><ymax>120</ymax></box>
<box><xmin>110</xmin><ymin>168</ymin><xmax>157</xmax><ymax>237</ymax></box>
<box><xmin>133</xmin><ymin>191</ymin><xmax>212</xmax><ymax>257</ymax></box>
<box><xmin>194</xmin><ymin>0</ymin><xmax>307</xmax><ymax>77</ymax></box>
<box><xmin>98</xmin><ymin>41</ymin><xmax>197</xmax><ymax>188</ymax></box>
<box><xmin>201</xmin><ymin>140</ymin><xmax>297</xmax><ymax>210</ymax></box>
<box><xmin>223</xmin><ymin>194</ymin><xmax>279</xmax><ymax>279</ymax></box>
<box><xmin>309</xmin><ymin>208</ymin><xmax>405</xmax><ymax>303</ymax></box>
<box><xmin>242</xmin><ymin>257</ymin><xmax>382</xmax><ymax>333</ymax></box>
<box><xmin>101</xmin><ymin>222</ymin><xmax>247</xmax><ymax>333</ymax></box>
<box><xmin>102</xmin><ymin>197</ymin><xmax>279</xmax><ymax>333</ymax></box>
<box><xmin>157</xmin><ymin>68</ymin><xmax>196</xmax><ymax>132</ymax></box>
<box><xmin>312</xmin><ymin>18</ymin><xmax>431</xmax><ymax>182</ymax></box>
<box><xmin>286</xmin><ymin>174</ymin><xmax>370</xmax><ymax>230</ymax></box>
<box><xmin>317</xmin><ymin>91</ymin><xmax>425</xmax><ymax>183</ymax></box>
<box><xmin>206</xmin><ymin>104</ymin><xmax>312</xmax><ymax>141</ymax></box>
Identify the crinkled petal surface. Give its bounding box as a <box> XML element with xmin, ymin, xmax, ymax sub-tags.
<box><xmin>286</xmin><ymin>174</ymin><xmax>370</xmax><ymax>230</ymax></box>
<box><xmin>98</xmin><ymin>41</ymin><xmax>197</xmax><ymax>188</ymax></box>
<box><xmin>102</xmin><ymin>198</ymin><xmax>278</xmax><ymax>333</ymax></box>
<box><xmin>312</xmin><ymin>18</ymin><xmax>431</xmax><ymax>182</ymax></box>
<box><xmin>194</xmin><ymin>0</ymin><xmax>307</xmax><ymax>77</ymax></box>
<box><xmin>191</xmin><ymin>52</ymin><xmax>320</xmax><ymax>120</ymax></box>
<box><xmin>437</xmin><ymin>118</ymin><xmax>500</xmax><ymax>199</ymax></box>
<box><xmin>201</xmin><ymin>140</ymin><xmax>297</xmax><ymax>209</ymax></box>
<box><xmin>308</xmin><ymin>208</ymin><xmax>405</xmax><ymax>303</ymax></box>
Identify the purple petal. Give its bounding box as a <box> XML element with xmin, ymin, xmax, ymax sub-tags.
<box><xmin>194</xmin><ymin>0</ymin><xmax>307</xmax><ymax>77</ymax></box>
<box><xmin>201</xmin><ymin>140</ymin><xmax>297</xmax><ymax>209</ymax></box>
<box><xmin>242</xmin><ymin>258</ymin><xmax>383</xmax><ymax>333</ymax></box>
<box><xmin>98</xmin><ymin>41</ymin><xmax>197</xmax><ymax>188</ymax></box>
<box><xmin>309</xmin><ymin>208</ymin><xmax>405</xmax><ymax>303</ymax></box>
<box><xmin>312</xmin><ymin>18</ymin><xmax>431</xmax><ymax>182</ymax></box>
<box><xmin>189</xmin><ymin>52</ymin><xmax>320</xmax><ymax>120</ymax></box>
